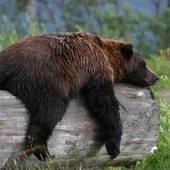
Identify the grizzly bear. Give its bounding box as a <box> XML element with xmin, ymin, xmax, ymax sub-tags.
<box><xmin>0</xmin><ymin>32</ymin><xmax>159</xmax><ymax>161</ymax></box>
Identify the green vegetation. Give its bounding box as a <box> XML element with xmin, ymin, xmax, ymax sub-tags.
<box><xmin>134</xmin><ymin>49</ymin><xmax>170</xmax><ymax>170</ymax></box>
<box><xmin>135</xmin><ymin>99</ymin><xmax>170</xmax><ymax>170</ymax></box>
<box><xmin>0</xmin><ymin>16</ymin><xmax>19</xmax><ymax>50</ymax></box>
<box><xmin>0</xmin><ymin>16</ymin><xmax>44</xmax><ymax>51</ymax></box>
<box><xmin>1</xmin><ymin>1</ymin><xmax>170</xmax><ymax>54</ymax></box>
<box><xmin>0</xmin><ymin>1</ymin><xmax>170</xmax><ymax>169</ymax></box>
<box><xmin>146</xmin><ymin>49</ymin><xmax>170</xmax><ymax>91</ymax></box>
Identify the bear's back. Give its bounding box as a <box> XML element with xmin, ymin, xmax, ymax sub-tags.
<box><xmin>0</xmin><ymin>32</ymin><xmax>106</xmax><ymax>99</ymax></box>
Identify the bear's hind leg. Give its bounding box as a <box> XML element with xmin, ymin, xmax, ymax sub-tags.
<box><xmin>26</xmin><ymin>123</ymin><xmax>51</xmax><ymax>161</ymax></box>
<box><xmin>26</xmin><ymin>99</ymin><xmax>68</xmax><ymax>161</ymax></box>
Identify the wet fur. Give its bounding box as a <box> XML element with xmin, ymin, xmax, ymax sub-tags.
<box><xmin>0</xmin><ymin>32</ymin><xmax>158</xmax><ymax>160</ymax></box>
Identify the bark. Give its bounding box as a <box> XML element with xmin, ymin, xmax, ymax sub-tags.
<box><xmin>0</xmin><ymin>84</ymin><xmax>160</xmax><ymax>169</ymax></box>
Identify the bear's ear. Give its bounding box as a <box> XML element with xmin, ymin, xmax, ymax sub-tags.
<box><xmin>120</xmin><ymin>43</ymin><xmax>134</xmax><ymax>59</ymax></box>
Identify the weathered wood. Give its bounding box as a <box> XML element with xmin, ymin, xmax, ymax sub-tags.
<box><xmin>0</xmin><ymin>84</ymin><xmax>160</xmax><ymax>169</ymax></box>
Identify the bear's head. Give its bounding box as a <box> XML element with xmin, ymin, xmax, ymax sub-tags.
<box><xmin>119</xmin><ymin>42</ymin><xmax>159</xmax><ymax>86</ymax></box>
<box><xmin>103</xmin><ymin>40</ymin><xmax>159</xmax><ymax>87</ymax></box>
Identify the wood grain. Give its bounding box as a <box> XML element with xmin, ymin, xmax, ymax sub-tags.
<box><xmin>0</xmin><ymin>84</ymin><xmax>160</xmax><ymax>169</ymax></box>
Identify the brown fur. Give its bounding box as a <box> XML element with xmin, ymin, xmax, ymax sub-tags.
<box><xmin>0</xmin><ymin>32</ymin><xmax>159</xmax><ymax>160</ymax></box>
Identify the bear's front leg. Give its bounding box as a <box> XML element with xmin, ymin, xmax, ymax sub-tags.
<box><xmin>83</xmin><ymin>80</ymin><xmax>122</xmax><ymax>159</ymax></box>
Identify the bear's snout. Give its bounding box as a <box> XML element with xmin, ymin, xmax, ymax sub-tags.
<box><xmin>145</xmin><ymin>72</ymin><xmax>159</xmax><ymax>86</ymax></box>
<box><xmin>154</xmin><ymin>74</ymin><xmax>160</xmax><ymax>82</ymax></box>
<box><xmin>153</xmin><ymin>73</ymin><xmax>160</xmax><ymax>84</ymax></box>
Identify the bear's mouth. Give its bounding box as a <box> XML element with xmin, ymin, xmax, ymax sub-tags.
<box><xmin>121</xmin><ymin>79</ymin><xmax>158</xmax><ymax>87</ymax></box>
<box><xmin>143</xmin><ymin>81</ymin><xmax>156</xmax><ymax>87</ymax></box>
<box><xmin>144</xmin><ymin>75</ymin><xmax>159</xmax><ymax>87</ymax></box>
<box><xmin>144</xmin><ymin>81</ymin><xmax>157</xmax><ymax>86</ymax></box>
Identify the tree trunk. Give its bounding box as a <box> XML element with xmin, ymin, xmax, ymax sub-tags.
<box><xmin>0</xmin><ymin>84</ymin><xmax>160</xmax><ymax>169</ymax></box>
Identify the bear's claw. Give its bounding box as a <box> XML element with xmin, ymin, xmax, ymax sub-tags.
<box><xmin>106</xmin><ymin>137</ymin><xmax>120</xmax><ymax>159</ymax></box>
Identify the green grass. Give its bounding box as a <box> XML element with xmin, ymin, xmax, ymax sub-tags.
<box><xmin>135</xmin><ymin>99</ymin><xmax>170</xmax><ymax>170</ymax></box>
<box><xmin>146</xmin><ymin>48</ymin><xmax>170</xmax><ymax>92</ymax></box>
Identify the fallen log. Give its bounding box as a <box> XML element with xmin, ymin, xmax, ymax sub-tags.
<box><xmin>0</xmin><ymin>84</ymin><xmax>160</xmax><ymax>169</ymax></box>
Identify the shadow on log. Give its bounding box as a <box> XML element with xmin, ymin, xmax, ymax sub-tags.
<box><xmin>0</xmin><ymin>84</ymin><xmax>160</xmax><ymax>169</ymax></box>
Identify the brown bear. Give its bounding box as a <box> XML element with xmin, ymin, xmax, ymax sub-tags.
<box><xmin>0</xmin><ymin>32</ymin><xmax>159</xmax><ymax>161</ymax></box>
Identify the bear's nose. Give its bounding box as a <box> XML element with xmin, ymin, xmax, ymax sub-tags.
<box><xmin>155</xmin><ymin>75</ymin><xmax>159</xmax><ymax>81</ymax></box>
